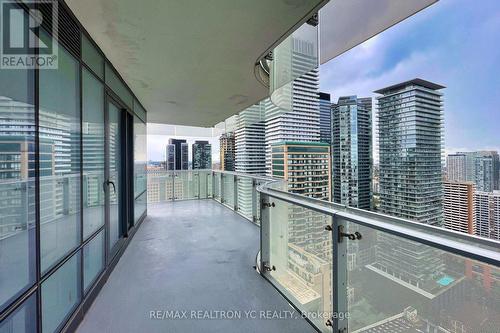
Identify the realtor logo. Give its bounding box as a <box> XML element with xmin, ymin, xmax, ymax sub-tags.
<box><xmin>1</xmin><ymin>0</ymin><xmax>58</xmax><ymax>69</ymax></box>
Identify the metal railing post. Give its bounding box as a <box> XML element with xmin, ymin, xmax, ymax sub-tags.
<box><xmin>251</xmin><ymin>178</ymin><xmax>257</xmax><ymax>224</ymax></box>
<box><xmin>196</xmin><ymin>171</ymin><xmax>200</xmax><ymax>199</ymax></box>
<box><xmin>260</xmin><ymin>192</ymin><xmax>271</xmax><ymax>273</ymax></box>
<box><xmin>233</xmin><ymin>175</ymin><xmax>238</xmax><ymax>211</ymax></box>
<box><xmin>332</xmin><ymin>216</ymin><xmax>348</xmax><ymax>332</ymax></box>
<box><xmin>220</xmin><ymin>173</ymin><xmax>225</xmax><ymax>204</ymax></box>
<box><xmin>211</xmin><ymin>171</ymin><xmax>215</xmax><ymax>199</ymax></box>
<box><xmin>171</xmin><ymin>173</ymin><xmax>175</xmax><ymax>201</ymax></box>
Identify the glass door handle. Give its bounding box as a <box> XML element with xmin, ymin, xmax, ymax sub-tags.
<box><xmin>103</xmin><ymin>180</ymin><xmax>116</xmax><ymax>193</ymax></box>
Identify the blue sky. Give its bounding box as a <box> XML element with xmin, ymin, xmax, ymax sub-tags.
<box><xmin>319</xmin><ymin>0</ymin><xmax>500</xmax><ymax>155</ymax></box>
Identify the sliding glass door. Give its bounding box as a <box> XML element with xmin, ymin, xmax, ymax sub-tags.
<box><xmin>107</xmin><ymin>98</ymin><xmax>126</xmax><ymax>258</ymax></box>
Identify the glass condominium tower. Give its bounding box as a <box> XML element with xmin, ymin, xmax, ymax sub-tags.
<box><xmin>371</xmin><ymin>79</ymin><xmax>446</xmax><ymax>291</ymax></box>
<box><xmin>332</xmin><ymin>96</ymin><xmax>372</xmax><ymax>210</ymax></box>
<box><xmin>376</xmin><ymin>78</ymin><xmax>445</xmax><ymax>226</ymax></box>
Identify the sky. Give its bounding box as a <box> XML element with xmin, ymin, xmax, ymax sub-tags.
<box><xmin>320</xmin><ymin>0</ymin><xmax>500</xmax><ymax>156</ymax></box>
<box><xmin>148</xmin><ymin>0</ymin><xmax>499</xmax><ymax>162</ymax></box>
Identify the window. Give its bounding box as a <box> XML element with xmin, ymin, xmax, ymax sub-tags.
<box><xmin>82</xmin><ymin>68</ymin><xmax>105</xmax><ymax>239</ymax></box>
<box><xmin>41</xmin><ymin>252</ymin><xmax>81</xmax><ymax>333</ymax></box>
<box><xmin>83</xmin><ymin>231</ymin><xmax>105</xmax><ymax>292</ymax></box>
<box><xmin>39</xmin><ymin>42</ymin><xmax>81</xmax><ymax>273</ymax></box>
<box><xmin>0</xmin><ymin>4</ymin><xmax>36</xmax><ymax>310</ymax></box>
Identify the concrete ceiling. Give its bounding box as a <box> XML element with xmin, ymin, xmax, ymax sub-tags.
<box><xmin>319</xmin><ymin>0</ymin><xmax>437</xmax><ymax>64</ymax></box>
<box><xmin>65</xmin><ymin>0</ymin><xmax>327</xmax><ymax>126</ymax></box>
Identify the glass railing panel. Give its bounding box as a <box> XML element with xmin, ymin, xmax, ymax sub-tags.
<box><xmin>213</xmin><ymin>173</ymin><xmax>221</xmax><ymax>201</ymax></box>
<box><xmin>193</xmin><ymin>172</ymin><xmax>200</xmax><ymax>199</ymax></box>
<box><xmin>222</xmin><ymin>174</ymin><xmax>235</xmax><ymax>208</ymax></box>
<box><xmin>345</xmin><ymin>220</ymin><xmax>500</xmax><ymax>333</ymax></box>
<box><xmin>174</xmin><ymin>172</ymin><xmax>196</xmax><ymax>200</ymax></box>
<box><xmin>265</xmin><ymin>197</ymin><xmax>333</xmax><ymax>332</ymax></box>
<box><xmin>147</xmin><ymin>173</ymin><xmax>174</xmax><ymax>203</ymax></box>
<box><xmin>198</xmin><ymin>171</ymin><xmax>208</xmax><ymax>199</ymax></box>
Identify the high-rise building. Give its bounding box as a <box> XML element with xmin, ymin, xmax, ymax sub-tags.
<box><xmin>446</xmin><ymin>153</ymin><xmax>467</xmax><ymax>181</ymax></box>
<box><xmin>474</xmin><ymin>151</ymin><xmax>499</xmax><ymax>192</ymax></box>
<box><xmin>319</xmin><ymin>92</ymin><xmax>331</xmax><ymax>144</ymax></box>
<box><xmin>332</xmin><ymin>95</ymin><xmax>372</xmax><ymax>209</ymax></box>
<box><xmin>192</xmin><ymin>140</ymin><xmax>211</xmax><ymax>169</ymax></box>
<box><xmin>166</xmin><ymin>144</ymin><xmax>175</xmax><ymax>170</ymax></box>
<box><xmin>166</xmin><ymin>139</ymin><xmax>188</xmax><ymax>170</ymax></box>
<box><xmin>220</xmin><ymin>132</ymin><xmax>235</xmax><ymax>171</ymax></box>
<box><xmin>443</xmin><ymin>181</ymin><xmax>475</xmax><ymax>234</ymax></box>
<box><xmin>235</xmin><ymin>102</ymin><xmax>266</xmax><ymax>175</ymax></box>
<box><xmin>271</xmin><ymin>141</ymin><xmax>331</xmax><ymax>200</ymax></box>
<box><xmin>456</xmin><ymin>151</ymin><xmax>499</xmax><ymax>190</ymax></box>
<box><xmin>475</xmin><ymin>191</ymin><xmax>500</xmax><ymax>241</ymax></box>
<box><xmin>265</xmin><ymin>36</ymin><xmax>320</xmax><ymax>174</ymax></box>
<box><xmin>235</xmin><ymin>102</ymin><xmax>267</xmax><ymax>222</ymax></box>
<box><xmin>376</xmin><ymin>78</ymin><xmax>444</xmax><ymax>226</ymax></box>
<box><xmin>459</xmin><ymin>151</ymin><xmax>480</xmax><ymax>182</ymax></box>
<box><xmin>372</xmin><ymin>79</ymin><xmax>445</xmax><ymax>291</ymax></box>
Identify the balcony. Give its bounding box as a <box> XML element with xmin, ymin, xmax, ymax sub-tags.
<box><xmin>78</xmin><ymin>170</ymin><xmax>499</xmax><ymax>333</ymax></box>
<box><xmin>76</xmin><ymin>199</ymin><xmax>316</xmax><ymax>333</ymax></box>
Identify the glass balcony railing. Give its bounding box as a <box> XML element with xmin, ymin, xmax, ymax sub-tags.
<box><xmin>147</xmin><ymin>169</ymin><xmax>500</xmax><ymax>333</ymax></box>
<box><xmin>147</xmin><ymin>170</ymin><xmax>276</xmax><ymax>226</ymax></box>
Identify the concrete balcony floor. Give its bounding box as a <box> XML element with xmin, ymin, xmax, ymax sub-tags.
<box><xmin>76</xmin><ymin>200</ymin><xmax>315</xmax><ymax>333</ymax></box>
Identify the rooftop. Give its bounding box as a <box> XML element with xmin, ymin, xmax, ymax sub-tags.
<box><xmin>374</xmin><ymin>78</ymin><xmax>446</xmax><ymax>94</ymax></box>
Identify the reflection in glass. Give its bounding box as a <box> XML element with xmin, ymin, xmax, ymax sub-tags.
<box><xmin>41</xmin><ymin>253</ymin><xmax>81</xmax><ymax>333</ymax></box>
<box><xmin>134</xmin><ymin>192</ymin><xmax>147</xmax><ymax>223</ymax></box>
<box><xmin>0</xmin><ymin>293</ymin><xmax>36</xmax><ymax>333</ymax></box>
<box><xmin>83</xmin><ymin>69</ymin><xmax>105</xmax><ymax>239</ymax></box>
<box><xmin>39</xmin><ymin>44</ymin><xmax>81</xmax><ymax>273</ymax></box>
<box><xmin>0</xmin><ymin>4</ymin><xmax>36</xmax><ymax>311</ymax></box>
<box><xmin>108</xmin><ymin>102</ymin><xmax>122</xmax><ymax>251</ymax></box>
<box><xmin>134</xmin><ymin>116</ymin><xmax>146</xmax><ymax>222</ymax></box>
<box><xmin>268</xmin><ymin>199</ymin><xmax>332</xmax><ymax>332</ymax></box>
<box><xmin>83</xmin><ymin>231</ymin><xmax>104</xmax><ymax>292</ymax></box>
<box><xmin>347</xmin><ymin>223</ymin><xmax>500</xmax><ymax>332</ymax></box>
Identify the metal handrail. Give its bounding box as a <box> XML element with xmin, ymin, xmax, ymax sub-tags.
<box><xmin>256</xmin><ymin>178</ymin><xmax>500</xmax><ymax>267</ymax></box>
<box><xmin>212</xmin><ymin>169</ymin><xmax>274</xmax><ymax>183</ymax></box>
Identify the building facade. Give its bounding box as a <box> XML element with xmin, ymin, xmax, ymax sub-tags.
<box><xmin>376</xmin><ymin>79</ymin><xmax>444</xmax><ymax>225</ymax></box>
<box><xmin>0</xmin><ymin>4</ymin><xmax>148</xmax><ymax>330</ymax></box>
<box><xmin>192</xmin><ymin>140</ymin><xmax>212</xmax><ymax>169</ymax></box>
<box><xmin>265</xmin><ymin>36</ymin><xmax>320</xmax><ymax>174</ymax></box>
<box><xmin>475</xmin><ymin>191</ymin><xmax>500</xmax><ymax>241</ymax></box>
<box><xmin>166</xmin><ymin>144</ymin><xmax>175</xmax><ymax>170</ymax></box>
<box><xmin>319</xmin><ymin>92</ymin><xmax>332</xmax><ymax>144</ymax></box>
<box><xmin>271</xmin><ymin>141</ymin><xmax>331</xmax><ymax>200</ymax></box>
<box><xmin>446</xmin><ymin>153</ymin><xmax>467</xmax><ymax>182</ymax></box>
<box><xmin>220</xmin><ymin>132</ymin><xmax>236</xmax><ymax>171</ymax></box>
<box><xmin>443</xmin><ymin>181</ymin><xmax>476</xmax><ymax>234</ymax></box>
<box><xmin>234</xmin><ymin>102</ymin><xmax>267</xmax><ymax>221</ymax></box>
<box><xmin>474</xmin><ymin>151</ymin><xmax>499</xmax><ymax>192</ymax></box>
<box><xmin>235</xmin><ymin>102</ymin><xmax>267</xmax><ymax>175</ymax></box>
<box><xmin>373</xmin><ymin>79</ymin><xmax>445</xmax><ymax>291</ymax></box>
<box><xmin>332</xmin><ymin>95</ymin><xmax>372</xmax><ymax>209</ymax></box>
<box><xmin>166</xmin><ymin>139</ymin><xmax>188</xmax><ymax>170</ymax></box>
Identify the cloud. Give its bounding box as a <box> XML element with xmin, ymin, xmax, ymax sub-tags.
<box><xmin>320</xmin><ymin>0</ymin><xmax>500</xmax><ymax>153</ymax></box>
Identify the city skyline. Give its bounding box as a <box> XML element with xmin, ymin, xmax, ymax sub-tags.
<box><xmin>319</xmin><ymin>0</ymin><xmax>500</xmax><ymax>156</ymax></box>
